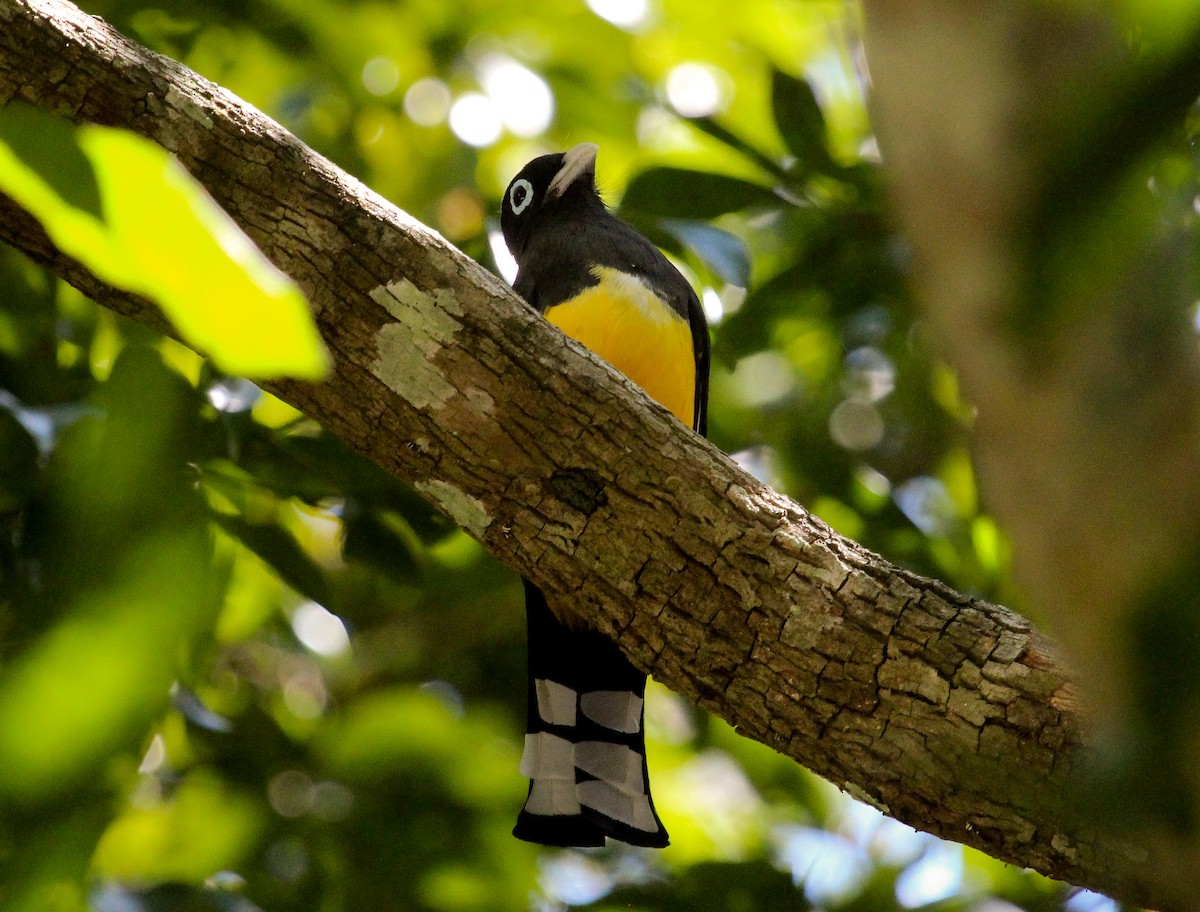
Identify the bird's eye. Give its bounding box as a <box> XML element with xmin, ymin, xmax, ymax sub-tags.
<box><xmin>509</xmin><ymin>178</ymin><xmax>533</xmax><ymax>215</ymax></box>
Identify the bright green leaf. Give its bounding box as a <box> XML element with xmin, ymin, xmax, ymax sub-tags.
<box><xmin>939</xmin><ymin>448</ymin><xmax>979</xmax><ymax>518</ymax></box>
<box><xmin>0</xmin><ymin>105</ymin><xmax>101</xmax><ymax>217</ymax></box>
<box><xmin>0</xmin><ymin>113</ymin><xmax>328</xmax><ymax>380</ymax></box>
<box><xmin>211</xmin><ymin>513</ymin><xmax>333</xmax><ymax>608</ymax></box>
<box><xmin>92</xmin><ymin>774</ymin><xmax>265</xmax><ymax>883</ymax></box>
<box><xmin>0</xmin><ymin>529</ymin><xmax>217</xmax><ymax>802</ymax></box>
<box><xmin>972</xmin><ymin>515</ymin><xmax>1010</xmax><ymax>575</ymax></box>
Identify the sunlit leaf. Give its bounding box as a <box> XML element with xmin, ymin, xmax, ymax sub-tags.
<box><xmin>419</xmin><ymin>865</ymin><xmax>494</xmax><ymax>912</ymax></box>
<box><xmin>319</xmin><ymin>688</ymin><xmax>475</xmax><ymax>775</ymax></box>
<box><xmin>93</xmin><ymin>774</ymin><xmax>264</xmax><ymax>883</ymax></box>
<box><xmin>972</xmin><ymin>516</ymin><xmax>1009</xmax><ymax>576</ymax></box>
<box><xmin>316</xmin><ymin>687</ymin><xmax>524</xmax><ymax>805</ymax></box>
<box><xmin>0</xmin><ymin>529</ymin><xmax>217</xmax><ymax>802</ymax></box>
<box><xmin>214</xmin><ymin>532</ymin><xmax>287</xmax><ymax>643</ymax></box>
<box><xmin>211</xmin><ymin>513</ymin><xmax>333</xmax><ymax>608</ymax></box>
<box><xmin>686</xmin><ymin>116</ymin><xmax>789</xmax><ymax>180</ymax></box>
<box><xmin>938</xmin><ymin>448</ymin><xmax>978</xmax><ymax>518</ymax></box>
<box><xmin>0</xmin><ymin>1</ymin><xmax>1139</xmax><ymax>909</ymax></box>
<box><xmin>0</xmin><ymin>105</ymin><xmax>101</xmax><ymax>217</ymax></box>
<box><xmin>0</xmin><ymin>110</ymin><xmax>328</xmax><ymax>380</ymax></box>
<box><xmin>716</xmin><ymin>262</ymin><xmax>826</xmax><ymax>363</ymax></box>
<box><xmin>1109</xmin><ymin>0</ymin><xmax>1200</xmax><ymax>47</ymax></box>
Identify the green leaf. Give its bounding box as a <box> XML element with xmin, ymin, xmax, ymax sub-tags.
<box><xmin>0</xmin><ymin>527</ymin><xmax>217</xmax><ymax>803</ymax></box>
<box><xmin>92</xmin><ymin>774</ymin><xmax>264</xmax><ymax>883</ymax></box>
<box><xmin>716</xmin><ymin>261</ymin><xmax>818</xmax><ymax>361</ymax></box>
<box><xmin>343</xmin><ymin>509</ymin><xmax>420</xmax><ymax>581</ymax></box>
<box><xmin>0</xmin><ymin>406</ymin><xmax>40</xmax><ymax>513</ymax></box>
<box><xmin>772</xmin><ymin>69</ymin><xmax>832</xmax><ymax>173</ymax></box>
<box><xmin>686</xmin><ymin>116</ymin><xmax>789</xmax><ymax>181</ymax></box>
<box><xmin>211</xmin><ymin>513</ymin><xmax>333</xmax><ymax>608</ymax></box>
<box><xmin>660</xmin><ymin>218</ymin><xmax>751</xmax><ymax>286</ymax></box>
<box><xmin>275</xmin><ymin>434</ymin><xmax>457</xmax><ymax>541</ymax></box>
<box><xmin>0</xmin><ymin>105</ymin><xmax>101</xmax><ymax>217</ymax></box>
<box><xmin>0</xmin><ymin>115</ymin><xmax>329</xmax><ymax>380</ymax></box>
<box><xmin>621</xmin><ymin>167</ymin><xmax>778</xmax><ymax>219</ymax></box>
<box><xmin>0</xmin><ymin>801</ymin><xmax>111</xmax><ymax>912</ymax></box>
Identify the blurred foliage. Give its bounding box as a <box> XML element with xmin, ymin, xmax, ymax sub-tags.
<box><xmin>0</xmin><ymin>108</ymin><xmax>328</xmax><ymax>380</ymax></box>
<box><xmin>0</xmin><ymin>0</ymin><xmax>1175</xmax><ymax>910</ymax></box>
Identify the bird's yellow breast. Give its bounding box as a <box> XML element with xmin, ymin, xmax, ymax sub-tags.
<box><xmin>545</xmin><ymin>267</ymin><xmax>695</xmax><ymax>427</ymax></box>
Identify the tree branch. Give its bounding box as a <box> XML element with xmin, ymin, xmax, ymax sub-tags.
<box><xmin>0</xmin><ymin>0</ymin><xmax>1158</xmax><ymax>904</ymax></box>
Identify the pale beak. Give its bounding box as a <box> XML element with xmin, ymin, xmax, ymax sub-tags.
<box><xmin>547</xmin><ymin>142</ymin><xmax>599</xmax><ymax>200</ymax></box>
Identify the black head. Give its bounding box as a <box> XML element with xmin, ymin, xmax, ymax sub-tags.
<box><xmin>500</xmin><ymin>142</ymin><xmax>602</xmax><ymax>261</ymax></box>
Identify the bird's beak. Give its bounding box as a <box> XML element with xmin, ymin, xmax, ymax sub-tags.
<box><xmin>547</xmin><ymin>142</ymin><xmax>599</xmax><ymax>200</ymax></box>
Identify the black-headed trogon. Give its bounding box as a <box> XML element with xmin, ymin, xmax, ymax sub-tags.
<box><xmin>500</xmin><ymin>143</ymin><xmax>711</xmax><ymax>848</ymax></box>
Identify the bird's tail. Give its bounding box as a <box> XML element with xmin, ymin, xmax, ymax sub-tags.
<box><xmin>513</xmin><ymin>580</ymin><xmax>669</xmax><ymax>848</ymax></box>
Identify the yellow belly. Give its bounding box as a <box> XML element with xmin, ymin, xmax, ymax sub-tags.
<box><xmin>545</xmin><ymin>267</ymin><xmax>695</xmax><ymax>427</ymax></box>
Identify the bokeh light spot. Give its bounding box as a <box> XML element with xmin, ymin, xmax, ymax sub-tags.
<box><xmin>311</xmin><ymin>780</ymin><xmax>355</xmax><ymax>821</ymax></box>
<box><xmin>701</xmin><ymin>287</ymin><xmax>723</xmax><ymax>324</ymax></box>
<box><xmin>829</xmin><ymin>398</ymin><xmax>884</xmax><ymax>450</ymax></box>
<box><xmin>449</xmin><ymin>92</ymin><xmax>502</xmax><ymax>147</ymax></box>
<box><xmin>292</xmin><ymin>601</ymin><xmax>351</xmax><ymax>657</ymax></box>
<box><xmin>479</xmin><ymin>56</ymin><xmax>554</xmax><ymax>138</ymax></box>
<box><xmin>361</xmin><ymin>57</ymin><xmax>400</xmax><ymax>97</ymax></box>
<box><xmin>732</xmin><ymin>445</ymin><xmax>781</xmax><ymax>487</ymax></box>
<box><xmin>436</xmin><ymin>187</ymin><xmax>485</xmax><ymax>242</ymax></box>
<box><xmin>137</xmin><ymin>733</ymin><xmax>166</xmax><ymax>774</ymax></box>
<box><xmin>206</xmin><ymin>377</ymin><xmax>261</xmax><ymax>413</ymax></box>
<box><xmin>282</xmin><ymin>669</ymin><xmax>328</xmax><ymax>719</ymax></box>
<box><xmin>842</xmin><ymin>346</ymin><xmax>895</xmax><ymax>402</ymax></box>
<box><xmin>1067</xmin><ymin>889</ymin><xmax>1120</xmax><ymax>912</ymax></box>
<box><xmin>205</xmin><ymin>871</ymin><xmax>246</xmax><ymax>892</ymax></box>
<box><xmin>894</xmin><ymin>843</ymin><xmax>963</xmax><ymax>907</ymax></box>
<box><xmin>732</xmin><ymin>351</ymin><xmax>797</xmax><ymax>407</ymax></box>
<box><xmin>893</xmin><ymin>476</ymin><xmax>956</xmax><ymax>536</ymax></box>
<box><xmin>268</xmin><ymin>769</ymin><xmax>315</xmax><ymax>818</ymax></box>
<box><xmin>264</xmin><ymin>838</ymin><xmax>310</xmax><ymax>883</ymax></box>
<box><xmin>489</xmin><ymin>229</ymin><xmax>519</xmax><ymax>284</ymax></box>
<box><xmin>666</xmin><ymin>63</ymin><xmax>727</xmax><ymax>117</ymax></box>
<box><xmin>403</xmin><ymin>77</ymin><xmax>452</xmax><ymax>127</ymax></box>
<box><xmin>854</xmin><ymin>464</ymin><xmax>892</xmax><ymax>500</ymax></box>
<box><xmin>776</xmin><ymin>825</ymin><xmax>870</xmax><ymax>905</ymax></box>
<box><xmin>540</xmin><ymin>853</ymin><xmax>613</xmax><ymax>906</ymax></box>
<box><xmin>418</xmin><ymin>678</ymin><xmax>466</xmax><ymax>718</ymax></box>
<box><xmin>586</xmin><ymin>0</ymin><xmax>649</xmax><ymax>29</ymax></box>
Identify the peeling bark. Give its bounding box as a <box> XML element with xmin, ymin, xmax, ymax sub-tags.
<box><xmin>0</xmin><ymin>0</ymin><xmax>1167</xmax><ymax>905</ymax></box>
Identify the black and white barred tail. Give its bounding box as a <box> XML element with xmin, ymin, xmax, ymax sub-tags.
<box><xmin>513</xmin><ymin>580</ymin><xmax>669</xmax><ymax>848</ymax></box>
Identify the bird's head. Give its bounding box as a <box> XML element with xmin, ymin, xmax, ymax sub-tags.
<box><xmin>500</xmin><ymin>142</ymin><xmax>601</xmax><ymax>260</ymax></box>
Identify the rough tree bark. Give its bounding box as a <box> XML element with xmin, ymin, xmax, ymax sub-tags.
<box><xmin>0</xmin><ymin>0</ymin><xmax>1167</xmax><ymax>905</ymax></box>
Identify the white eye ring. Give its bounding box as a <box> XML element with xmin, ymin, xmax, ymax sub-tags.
<box><xmin>509</xmin><ymin>178</ymin><xmax>534</xmax><ymax>215</ymax></box>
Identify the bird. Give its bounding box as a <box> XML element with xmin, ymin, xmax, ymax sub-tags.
<box><xmin>500</xmin><ymin>142</ymin><xmax>711</xmax><ymax>848</ymax></box>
